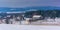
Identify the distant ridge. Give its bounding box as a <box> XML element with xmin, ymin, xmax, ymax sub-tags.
<box><xmin>24</xmin><ymin>6</ymin><xmax>60</xmax><ymax>10</ymax></box>
<box><xmin>0</xmin><ymin>6</ymin><xmax>60</xmax><ymax>12</ymax></box>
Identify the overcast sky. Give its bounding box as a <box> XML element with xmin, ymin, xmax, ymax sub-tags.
<box><xmin>0</xmin><ymin>0</ymin><xmax>60</xmax><ymax>8</ymax></box>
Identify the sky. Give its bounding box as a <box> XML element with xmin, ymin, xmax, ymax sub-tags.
<box><xmin>0</xmin><ymin>0</ymin><xmax>60</xmax><ymax>8</ymax></box>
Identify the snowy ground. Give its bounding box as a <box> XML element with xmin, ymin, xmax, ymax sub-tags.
<box><xmin>0</xmin><ymin>24</ymin><xmax>60</xmax><ymax>30</ymax></box>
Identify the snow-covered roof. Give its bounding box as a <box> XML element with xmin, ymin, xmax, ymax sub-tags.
<box><xmin>33</xmin><ymin>15</ymin><xmax>41</xmax><ymax>17</ymax></box>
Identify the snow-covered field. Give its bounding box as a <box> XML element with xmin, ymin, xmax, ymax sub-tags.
<box><xmin>0</xmin><ymin>24</ymin><xmax>60</xmax><ymax>30</ymax></box>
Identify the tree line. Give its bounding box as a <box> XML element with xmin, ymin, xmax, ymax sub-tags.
<box><xmin>25</xmin><ymin>10</ymin><xmax>60</xmax><ymax>19</ymax></box>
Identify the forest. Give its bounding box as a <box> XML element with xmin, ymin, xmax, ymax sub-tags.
<box><xmin>25</xmin><ymin>10</ymin><xmax>60</xmax><ymax>19</ymax></box>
